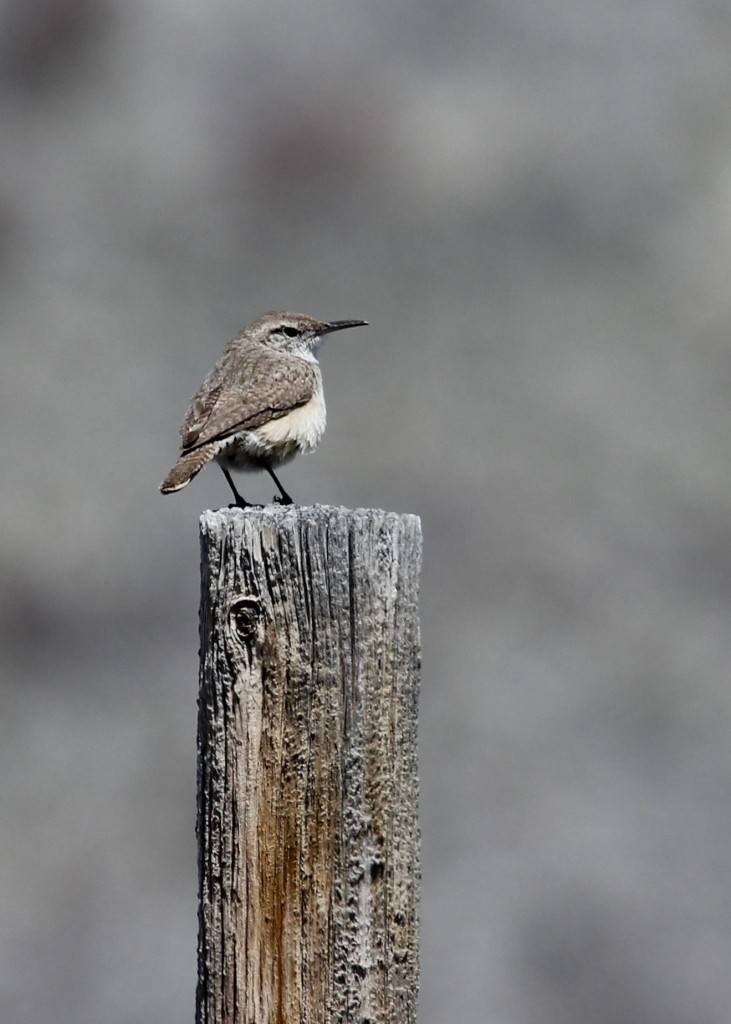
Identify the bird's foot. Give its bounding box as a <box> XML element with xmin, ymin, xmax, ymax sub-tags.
<box><xmin>273</xmin><ymin>494</ymin><xmax>294</xmax><ymax>506</ymax></box>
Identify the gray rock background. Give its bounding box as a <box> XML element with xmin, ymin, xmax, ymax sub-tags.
<box><xmin>3</xmin><ymin>2</ymin><xmax>731</xmax><ymax>1022</ymax></box>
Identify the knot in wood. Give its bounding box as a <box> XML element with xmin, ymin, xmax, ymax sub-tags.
<box><xmin>228</xmin><ymin>597</ymin><xmax>261</xmax><ymax>644</ymax></box>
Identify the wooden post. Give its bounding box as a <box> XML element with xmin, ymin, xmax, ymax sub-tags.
<box><xmin>196</xmin><ymin>505</ymin><xmax>422</xmax><ymax>1024</ymax></box>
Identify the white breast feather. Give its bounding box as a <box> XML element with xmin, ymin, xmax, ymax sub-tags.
<box><xmin>255</xmin><ymin>377</ymin><xmax>326</xmax><ymax>453</ymax></box>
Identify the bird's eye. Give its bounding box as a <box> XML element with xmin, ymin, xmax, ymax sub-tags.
<box><xmin>281</xmin><ymin>326</ymin><xmax>298</xmax><ymax>338</ymax></box>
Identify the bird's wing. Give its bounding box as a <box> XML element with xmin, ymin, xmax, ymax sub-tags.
<box><xmin>179</xmin><ymin>345</ymin><xmax>316</xmax><ymax>451</ymax></box>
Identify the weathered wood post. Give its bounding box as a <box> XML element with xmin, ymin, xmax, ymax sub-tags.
<box><xmin>196</xmin><ymin>505</ymin><xmax>422</xmax><ymax>1024</ymax></box>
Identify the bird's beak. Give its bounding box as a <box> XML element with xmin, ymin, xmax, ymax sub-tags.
<box><xmin>320</xmin><ymin>319</ymin><xmax>368</xmax><ymax>335</ymax></box>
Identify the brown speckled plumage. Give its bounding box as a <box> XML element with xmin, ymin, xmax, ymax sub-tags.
<box><xmin>160</xmin><ymin>312</ymin><xmax>367</xmax><ymax>505</ymax></box>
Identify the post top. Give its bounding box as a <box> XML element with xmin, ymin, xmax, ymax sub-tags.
<box><xmin>200</xmin><ymin>504</ymin><xmax>421</xmax><ymax>529</ymax></box>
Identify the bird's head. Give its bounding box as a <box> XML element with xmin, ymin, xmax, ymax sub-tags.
<box><xmin>250</xmin><ymin>312</ymin><xmax>368</xmax><ymax>358</ymax></box>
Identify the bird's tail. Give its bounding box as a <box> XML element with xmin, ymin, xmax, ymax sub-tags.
<box><xmin>160</xmin><ymin>444</ymin><xmax>217</xmax><ymax>494</ymax></box>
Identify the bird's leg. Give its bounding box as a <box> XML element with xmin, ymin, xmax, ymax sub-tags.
<box><xmin>221</xmin><ymin>466</ymin><xmax>254</xmax><ymax>508</ymax></box>
<box><xmin>266</xmin><ymin>466</ymin><xmax>294</xmax><ymax>505</ymax></box>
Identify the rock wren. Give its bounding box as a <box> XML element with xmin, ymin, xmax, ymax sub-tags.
<box><xmin>160</xmin><ymin>311</ymin><xmax>367</xmax><ymax>506</ymax></box>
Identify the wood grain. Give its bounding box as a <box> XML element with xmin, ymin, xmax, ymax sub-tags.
<box><xmin>196</xmin><ymin>505</ymin><xmax>422</xmax><ymax>1024</ymax></box>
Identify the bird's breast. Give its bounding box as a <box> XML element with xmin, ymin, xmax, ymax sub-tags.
<box><xmin>256</xmin><ymin>381</ymin><xmax>327</xmax><ymax>454</ymax></box>
<box><xmin>255</xmin><ymin>380</ymin><xmax>325</xmax><ymax>448</ymax></box>
<box><xmin>221</xmin><ymin>378</ymin><xmax>327</xmax><ymax>469</ymax></box>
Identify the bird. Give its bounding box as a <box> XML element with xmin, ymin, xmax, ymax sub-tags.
<box><xmin>160</xmin><ymin>311</ymin><xmax>368</xmax><ymax>507</ymax></box>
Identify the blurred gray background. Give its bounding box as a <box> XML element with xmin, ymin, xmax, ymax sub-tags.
<box><xmin>3</xmin><ymin>1</ymin><xmax>731</xmax><ymax>1022</ymax></box>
